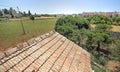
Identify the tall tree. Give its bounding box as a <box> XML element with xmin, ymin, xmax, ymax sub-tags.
<box><xmin>28</xmin><ymin>10</ymin><xmax>31</xmax><ymax>16</ymax></box>
<box><xmin>9</xmin><ymin>7</ymin><xmax>14</xmax><ymax>18</ymax></box>
<box><xmin>23</xmin><ymin>11</ymin><xmax>27</xmax><ymax>16</ymax></box>
<box><xmin>3</xmin><ymin>8</ymin><xmax>9</xmax><ymax>14</ymax></box>
<box><xmin>0</xmin><ymin>10</ymin><xmax>3</xmax><ymax>16</ymax></box>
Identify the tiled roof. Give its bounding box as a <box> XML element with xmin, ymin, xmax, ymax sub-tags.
<box><xmin>0</xmin><ymin>31</ymin><xmax>91</xmax><ymax>72</ymax></box>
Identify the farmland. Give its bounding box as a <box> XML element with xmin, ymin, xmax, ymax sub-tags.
<box><xmin>0</xmin><ymin>18</ymin><xmax>57</xmax><ymax>51</ymax></box>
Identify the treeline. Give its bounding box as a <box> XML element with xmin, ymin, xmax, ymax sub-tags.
<box><xmin>0</xmin><ymin>7</ymin><xmax>33</xmax><ymax>18</ymax></box>
<box><xmin>0</xmin><ymin>7</ymin><xmax>57</xmax><ymax>18</ymax></box>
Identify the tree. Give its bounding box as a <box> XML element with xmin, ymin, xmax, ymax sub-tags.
<box><xmin>88</xmin><ymin>14</ymin><xmax>112</xmax><ymax>24</ymax></box>
<box><xmin>55</xmin><ymin>16</ymin><xmax>89</xmax><ymax>45</ymax></box>
<box><xmin>86</xmin><ymin>24</ymin><xmax>113</xmax><ymax>52</ymax></box>
<box><xmin>55</xmin><ymin>16</ymin><xmax>114</xmax><ymax>52</ymax></box>
<box><xmin>23</xmin><ymin>11</ymin><xmax>27</xmax><ymax>16</ymax></box>
<box><xmin>28</xmin><ymin>10</ymin><xmax>31</xmax><ymax>16</ymax></box>
<box><xmin>3</xmin><ymin>8</ymin><xmax>9</xmax><ymax>14</ymax></box>
<box><xmin>0</xmin><ymin>10</ymin><xmax>3</xmax><ymax>16</ymax></box>
<box><xmin>9</xmin><ymin>7</ymin><xmax>14</xmax><ymax>18</ymax></box>
<box><xmin>55</xmin><ymin>16</ymin><xmax>89</xmax><ymax>31</ymax></box>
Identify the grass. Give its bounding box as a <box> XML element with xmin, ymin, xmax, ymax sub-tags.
<box><xmin>0</xmin><ymin>18</ymin><xmax>57</xmax><ymax>51</ymax></box>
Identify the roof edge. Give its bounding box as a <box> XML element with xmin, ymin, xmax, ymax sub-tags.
<box><xmin>0</xmin><ymin>30</ymin><xmax>55</xmax><ymax>60</ymax></box>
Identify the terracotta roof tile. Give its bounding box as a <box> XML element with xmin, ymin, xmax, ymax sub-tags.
<box><xmin>0</xmin><ymin>31</ymin><xmax>92</xmax><ymax>72</ymax></box>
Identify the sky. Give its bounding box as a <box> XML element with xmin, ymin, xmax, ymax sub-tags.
<box><xmin>0</xmin><ymin>0</ymin><xmax>120</xmax><ymax>14</ymax></box>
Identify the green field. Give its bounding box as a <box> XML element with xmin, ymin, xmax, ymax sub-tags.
<box><xmin>0</xmin><ymin>19</ymin><xmax>57</xmax><ymax>51</ymax></box>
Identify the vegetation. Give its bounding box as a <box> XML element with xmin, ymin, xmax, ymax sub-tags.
<box><xmin>88</xmin><ymin>14</ymin><xmax>112</xmax><ymax>24</ymax></box>
<box><xmin>0</xmin><ymin>18</ymin><xmax>57</xmax><ymax>51</ymax></box>
<box><xmin>28</xmin><ymin>10</ymin><xmax>32</xmax><ymax>16</ymax></box>
<box><xmin>88</xmin><ymin>14</ymin><xmax>120</xmax><ymax>26</ymax></box>
<box><xmin>40</xmin><ymin>14</ymin><xmax>56</xmax><ymax>17</ymax></box>
<box><xmin>112</xmin><ymin>16</ymin><xmax>120</xmax><ymax>25</ymax></box>
<box><xmin>112</xmin><ymin>40</ymin><xmax>120</xmax><ymax>61</ymax></box>
<box><xmin>55</xmin><ymin>16</ymin><xmax>89</xmax><ymax>45</ymax></box>
<box><xmin>55</xmin><ymin>15</ymin><xmax>120</xmax><ymax>72</ymax></box>
<box><xmin>0</xmin><ymin>12</ymin><xmax>119</xmax><ymax>71</ymax></box>
<box><xmin>0</xmin><ymin>7</ymin><xmax>56</xmax><ymax>19</ymax></box>
<box><xmin>29</xmin><ymin>15</ymin><xmax>35</xmax><ymax>20</ymax></box>
<box><xmin>86</xmin><ymin>24</ymin><xmax>113</xmax><ymax>52</ymax></box>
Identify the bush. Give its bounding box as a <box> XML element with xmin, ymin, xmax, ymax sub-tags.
<box><xmin>55</xmin><ymin>16</ymin><xmax>89</xmax><ymax>34</ymax></box>
<box><xmin>30</xmin><ymin>15</ymin><xmax>35</xmax><ymax>20</ymax></box>
<box><xmin>55</xmin><ymin>16</ymin><xmax>89</xmax><ymax>44</ymax></box>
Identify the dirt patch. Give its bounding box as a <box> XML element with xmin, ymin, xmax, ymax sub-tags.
<box><xmin>112</xmin><ymin>25</ymin><xmax>120</xmax><ymax>32</ymax></box>
<box><xmin>106</xmin><ymin>60</ymin><xmax>120</xmax><ymax>71</ymax></box>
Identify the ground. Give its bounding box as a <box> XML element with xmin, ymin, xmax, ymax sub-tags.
<box><xmin>0</xmin><ymin>18</ymin><xmax>57</xmax><ymax>51</ymax></box>
<box><xmin>91</xmin><ymin>24</ymin><xmax>120</xmax><ymax>32</ymax></box>
<box><xmin>106</xmin><ymin>60</ymin><xmax>120</xmax><ymax>71</ymax></box>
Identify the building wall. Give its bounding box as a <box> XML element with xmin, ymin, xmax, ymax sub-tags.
<box><xmin>82</xmin><ymin>12</ymin><xmax>120</xmax><ymax>18</ymax></box>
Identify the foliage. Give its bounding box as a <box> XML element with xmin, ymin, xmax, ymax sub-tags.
<box><xmin>55</xmin><ymin>16</ymin><xmax>89</xmax><ymax>30</ymax></box>
<box><xmin>40</xmin><ymin>14</ymin><xmax>56</xmax><ymax>17</ymax></box>
<box><xmin>23</xmin><ymin>11</ymin><xmax>28</xmax><ymax>17</ymax></box>
<box><xmin>55</xmin><ymin>16</ymin><xmax>114</xmax><ymax>52</ymax></box>
<box><xmin>55</xmin><ymin>15</ymin><xmax>119</xmax><ymax>72</ymax></box>
<box><xmin>0</xmin><ymin>10</ymin><xmax>3</xmax><ymax>16</ymax></box>
<box><xmin>86</xmin><ymin>24</ymin><xmax>113</xmax><ymax>52</ymax></box>
<box><xmin>28</xmin><ymin>10</ymin><xmax>32</xmax><ymax>16</ymax></box>
<box><xmin>0</xmin><ymin>7</ymin><xmax>34</xmax><ymax>18</ymax></box>
<box><xmin>91</xmin><ymin>49</ymin><xmax>111</xmax><ymax>72</ymax></box>
<box><xmin>112</xmin><ymin>40</ymin><xmax>120</xmax><ymax>61</ymax></box>
<box><xmin>3</xmin><ymin>8</ymin><xmax>9</xmax><ymax>14</ymax></box>
<box><xmin>9</xmin><ymin>7</ymin><xmax>14</xmax><ymax>18</ymax></box>
<box><xmin>112</xmin><ymin>16</ymin><xmax>120</xmax><ymax>25</ymax></box>
<box><xmin>29</xmin><ymin>15</ymin><xmax>35</xmax><ymax>20</ymax></box>
<box><xmin>55</xmin><ymin>16</ymin><xmax>89</xmax><ymax>44</ymax></box>
<box><xmin>91</xmin><ymin>51</ymin><xmax>109</xmax><ymax>66</ymax></box>
<box><xmin>88</xmin><ymin>14</ymin><xmax>112</xmax><ymax>24</ymax></box>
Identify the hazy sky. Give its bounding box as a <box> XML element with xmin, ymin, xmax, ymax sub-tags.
<box><xmin>0</xmin><ymin>0</ymin><xmax>120</xmax><ymax>14</ymax></box>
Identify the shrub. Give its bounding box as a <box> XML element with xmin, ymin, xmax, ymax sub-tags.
<box><xmin>55</xmin><ymin>16</ymin><xmax>89</xmax><ymax>44</ymax></box>
<box><xmin>30</xmin><ymin>15</ymin><xmax>35</xmax><ymax>20</ymax></box>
